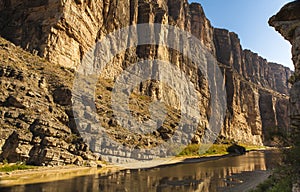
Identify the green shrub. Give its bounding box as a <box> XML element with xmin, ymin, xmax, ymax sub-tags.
<box><xmin>0</xmin><ymin>164</ymin><xmax>36</xmax><ymax>172</ymax></box>
<box><xmin>288</xmin><ymin>74</ymin><xmax>300</xmax><ymax>85</ymax></box>
<box><xmin>177</xmin><ymin>144</ymin><xmax>230</xmax><ymax>156</ymax></box>
<box><xmin>177</xmin><ymin>144</ymin><xmax>200</xmax><ymax>156</ymax></box>
<box><xmin>250</xmin><ymin>167</ymin><xmax>293</xmax><ymax>192</ymax></box>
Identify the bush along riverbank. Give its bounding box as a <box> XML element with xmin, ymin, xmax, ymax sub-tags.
<box><xmin>177</xmin><ymin>143</ymin><xmax>263</xmax><ymax>157</ymax></box>
<box><xmin>0</xmin><ymin>161</ymin><xmax>36</xmax><ymax>172</ymax></box>
<box><xmin>250</xmin><ymin>147</ymin><xmax>300</xmax><ymax>192</ymax></box>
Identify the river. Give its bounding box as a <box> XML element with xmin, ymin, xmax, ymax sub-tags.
<box><xmin>0</xmin><ymin>150</ymin><xmax>281</xmax><ymax>192</ymax></box>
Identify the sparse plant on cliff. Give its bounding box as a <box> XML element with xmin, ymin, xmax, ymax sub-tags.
<box><xmin>288</xmin><ymin>73</ymin><xmax>299</xmax><ymax>85</ymax></box>
<box><xmin>65</xmin><ymin>134</ymin><xmax>81</xmax><ymax>143</ymax></box>
<box><xmin>2</xmin><ymin>159</ymin><xmax>8</xmax><ymax>164</ymax></box>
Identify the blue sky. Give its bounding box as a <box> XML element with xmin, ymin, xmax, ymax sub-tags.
<box><xmin>190</xmin><ymin>0</ymin><xmax>293</xmax><ymax>70</ymax></box>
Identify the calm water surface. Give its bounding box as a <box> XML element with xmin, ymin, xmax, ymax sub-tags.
<box><xmin>0</xmin><ymin>150</ymin><xmax>281</xmax><ymax>192</ymax></box>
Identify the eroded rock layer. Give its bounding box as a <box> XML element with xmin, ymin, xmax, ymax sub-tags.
<box><xmin>0</xmin><ymin>37</ymin><xmax>98</xmax><ymax>166</ymax></box>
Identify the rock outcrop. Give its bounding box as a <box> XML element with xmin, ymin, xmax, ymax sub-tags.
<box><xmin>269</xmin><ymin>0</ymin><xmax>300</xmax><ymax>146</ymax></box>
<box><xmin>0</xmin><ymin>0</ymin><xmax>293</xmax><ymax>164</ymax></box>
<box><xmin>269</xmin><ymin>1</ymin><xmax>300</xmax><ymax>190</ymax></box>
<box><xmin>0</xmin><ymin>37</ymin><xmax>98</xmax><ymax>166</ymax></box>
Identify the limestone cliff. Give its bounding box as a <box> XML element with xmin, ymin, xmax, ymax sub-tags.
<box><xmin>269</xmin><ymin>0</ymin><xmax>300</xmax><ymax>150</ymax></box>
<box><xmin>0</xmin><ymin>0</ymin><xmax>293</xmax><ymax>164</ymax></box>
<box><xmin>269</xmin><ymin>1</ymin><xmax>300</xmax><ymax>190</ymax></box>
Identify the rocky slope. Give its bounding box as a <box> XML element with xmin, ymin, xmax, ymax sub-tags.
<box><xmin>0</xmin><ymin>0</ymin><xmax>293</xmax><ymax>164</ymax></box>
<box><xmin>0</xmin><ymin>37</ymin><xmax>98</xmax><ymax>166</ymax></box>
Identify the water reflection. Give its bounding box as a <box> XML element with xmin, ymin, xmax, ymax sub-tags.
<box><xmin>0</xmin><ymin>150</ymin><xmax>281</xmax><ymax>192</ymax></box>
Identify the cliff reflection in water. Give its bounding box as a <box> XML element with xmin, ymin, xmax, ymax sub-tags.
<box><xmin>0</xmin><ymin>150</ymin><xmax>281</xmax><ymax>192</ymax></box>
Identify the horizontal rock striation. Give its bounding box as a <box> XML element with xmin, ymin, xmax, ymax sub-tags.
<box><xmin>0</xmin><ymin>0</ymin><xmax>293</xmax><ymax>164</ymax></box>
<box><xmin>0</xmin><ymin>37</ymin><xmax>98</xmax><ymax>166</ymax></box>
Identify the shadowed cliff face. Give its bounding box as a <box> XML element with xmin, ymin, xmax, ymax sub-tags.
<box><xmin>269</xmin><ymin>0</ymin><xmax>300</xmax><ymax>146</ymax></box>
<box><xmin>0</xmin><ymin>0</ymin><xmax>293</xmax><ymax>164</ymax></box>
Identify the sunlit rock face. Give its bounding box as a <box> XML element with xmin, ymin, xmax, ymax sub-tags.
<box><xmin>213</xmin><ymin>28</ymin><xmax>291</xmax><ymax>146</ymax></box>
<box><xmin>0</xmin><ymin>0</ymin><xmax>293</xmax><ymax>165</ymax></box>
<box><xmin>269</xmin><ymin>0</ymin><xmax>300</xmax><ymax>145</ymax></box>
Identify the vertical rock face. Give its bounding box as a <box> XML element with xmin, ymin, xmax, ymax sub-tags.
<box><xmin>213</xmin><ymin>27</ymin><xmax>291</xmax><ymax>145</ymax></box>
<box><xmin>0</xmin><ymin>0</ymin><xmax>294</xmax><ymax>165</ymax></box>
<box><xmin>214</xmin><ymin>28</ymin><xmax>292</xmax><ymax>94</ymax></box>
<box><xmin>269</xmin><ymin>0</ymin><xmax>300</xmax><ymax>144</ymax></box>
<box><xmin>0</xmin><ymin>0</ymin><xmax>104</xmax><ymax>68</ymax></box>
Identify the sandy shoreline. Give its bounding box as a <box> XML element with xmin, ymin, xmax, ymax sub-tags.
<box><xmin>0</xmin><ymin>150</ymin><xmax>268</xmax><ymax>187</ymax></box>
<box><xmin>0</xmin><ymin>164</ymin><xmax>122</xmax><ymax>187</ymax></box>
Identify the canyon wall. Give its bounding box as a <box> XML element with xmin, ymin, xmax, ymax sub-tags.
<box><xmin>269</xmin><ymin>2</ymin><xmax>300</xmax><ymax>190</ymax></box>
<box><xmin>269</xmin><ymin>0</ymin><xmax>300</xmax><ymax>148</ymax></box>
<box><xmin>0</xmin><ymin>0</ymin><xmax>293</xmax><ymax>164</ymax></box>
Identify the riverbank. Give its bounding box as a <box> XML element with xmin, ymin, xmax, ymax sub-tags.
<box><xmin>0</xmin><ymin>164</ymin><xmax>121</xmax><ymax>187</ymax></box>
<box><xmin>0</xmin><ymin>146</ymin><xmax>270</xmax><ymax>187</ymax></box>
<box><xmin>0</xmin><ymin>155</ymin><xmax>227</xmax><ymax>186</ymax></box>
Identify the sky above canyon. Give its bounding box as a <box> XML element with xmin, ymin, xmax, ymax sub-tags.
<box><xmin>190</xmin><ymin>0</ymin><xmax>293</xmax><ymax>70</ymax></box>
